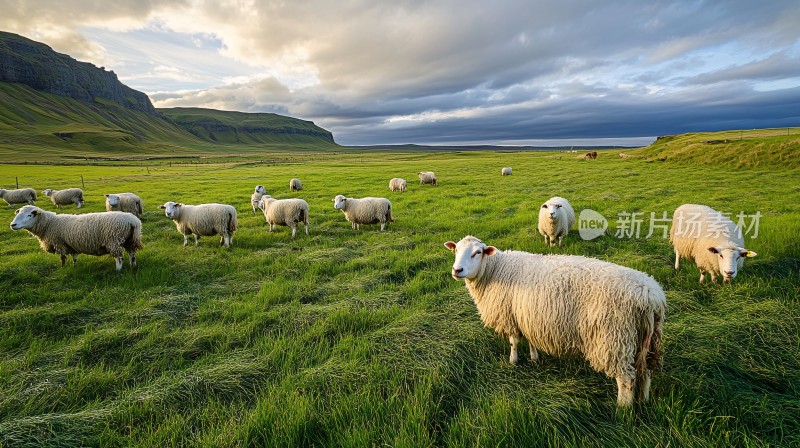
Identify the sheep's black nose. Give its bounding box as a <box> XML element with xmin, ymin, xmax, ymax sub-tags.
<box><xmin>724</xmin><ymin>271</ymin><xmax>734</xmax><ymax>276</ymax></box>
<box><xmin>453</xmin><ymin>267</ymin><xmax>464</xmax><ymax>274</ymax></box>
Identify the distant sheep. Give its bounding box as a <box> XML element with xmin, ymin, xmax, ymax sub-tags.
<box><xmin>10</xmin><ymin>205</ymin><xmax>142</xmax><ymax>271</ymax></box>
<box><xmin>501</xmin><ymin>167</ymin><xmax>512</xmax><ymax>176</ymax></box>
<box><xmin>445</xmin><ymin>235</ymin><xmax>666</xmax><ymax>407</ymax></box>
<box><xmin>159</xmin><ymin>201</ymin><xmax>238</xmax><ymax>247</ymax></box>
<box><xmin>42</xmin><ymin>188</ymin><xmax>84</xmax><ymax>209</ymax></box>
<box><xmin>417</xmin><ymin>171</ymin><xmax>438</xmax><ymax>186</ymax></box>
<box><xmin>537</xmin><ymin>196</ymin><xmax>575</xmax><ymax>248</ymax></box>
<box><xmin>0</xmin><ymin>188</ymin><xmax>37</xmax><ymax>207</ymax></box>
<box><xmin>670</xmin><ymin>204</ymin><xmax>757</xmax><ymax>284</ymax></box>
<box><xmin>289</xmin><ymin>178</ymin><xmax>303</xmax><ymax>192</ymax></box>
<box><xmin>104</xmin><ymin>193</ymin><xmax>142</xmax><ymax>217</ymax></box>
<box><xmin>333</xmin><ymin>194</ymin><xmax>393</xmax><ymax>231</ymax></box>
<box><xmin>260</xmin><ymin>196</ymin><xmax>309</xmax><ymax>237</ymax></box>
<box><xmin>389</xmin><ymin>178</ymin><xmax>407</xmax><ymax>192</ymax></box>
<box><xmin>251</xmin><ymin>185</ymin><xmax>267</xmax><ymax>213</ymax></box>
<box><xmin>618</xmin><ymin>153</ymin><xmax>638</xmax><ymax>159</ymax></box>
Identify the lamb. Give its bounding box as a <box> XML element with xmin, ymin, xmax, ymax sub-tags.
<box><xmin>104</xmin><ymin>193</ymin><xmax>142</xmax><ymax>217</ymax></box>
<box><xmin>159</xmin><ymin>201</ymin><xmax>238</xmax><ymax>247</ymax></box>
<box><xmin>0</xmin><ymin>188</ymin><xmax>37</xmax><ymax>207</ymax></box>
<box><xmin>444</xmin><ymin>235</ymin><xmax>666</xmax><ymax>407</ymax></box>
<box><xmin>389</xmin><ymin>178</ymin><xmax>407</xmax><ymax>192</ymax></box>
<box><xmin>289</xmin><ymin>178</ymin><xmax>303</xmax><ymax>192</ymax></box>
<box><xmin>670</xmin><ymin>204</ymin><xmax>757</xmax><ymax>284</ymax></box>
<box><xmin>42</xmin><ymin>188</ymin><xmax>84</xmax><ymax>209</ymax></box>
<box><xmin>260</xmin><ymin>196</ymin><xmax>309</xmax><ymax>237</ymax></box>
<box><xmin>501</xmin><ymin>167</ymin><xmax>513</xmax><ymax>176</ymax></box>
<box><xmin>332</xmin><ymin>194</ymin><xmax>394</xmax><ymax>231</ymax></box>
<box><xmin>537</xmin><ymin>196</ymin><xmax>575</xmax><ymax>248</ymax></box>
<box><xmin>10</xmin><ymin>205</ymin><xmax>142</xmax><ymax>271</ymax></box>
<box><xmin>417</xmin><ymin>171</ymin><xmax>438</xmax><ymax>186</ymax></box>
<box><xmin>251</xmin><ymin>185</ymin><xmax>267</xmax><ymax>213</ymax></box>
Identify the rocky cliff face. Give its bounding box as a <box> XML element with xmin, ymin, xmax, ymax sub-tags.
<box><xmin>0</xmin><ymin>31</ymin><xmax>156</xmax><ymax>114</ymax></box>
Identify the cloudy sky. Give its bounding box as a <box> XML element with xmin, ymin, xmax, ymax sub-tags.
<box><xmin>2</xmin><ymin>1</ymin><xmax>799</xmax><ymax>146</ymax></box>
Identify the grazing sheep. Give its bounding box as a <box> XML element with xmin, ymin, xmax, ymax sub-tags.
<box><xmin>670</xmin><ymin>204</ymin><xmax>757</xmax><ymax>284</ymax></box>
<box><xmin>159</xmin><ymin>202</ymin><xmax>238</xmax><ymax>247</ymax></box>
<box><xmin>260</xmin><ymin>196</ymin><xmax>309</xmax><ymax>237</ymax></box>
<box><xmin>289</xmin><ymin>178</ymin><xmax>303</xmax><ymax>192</ymax></box>
<box><xmin>104</xmin><ymin>193</ymin><xmax>142</xmax><ymax>217</ymax></box>
<box><xmin>389</xmin><ymin>178</ymin><xmax>407</xmax><ymax>192</ymax></box>
<box><xmin>417</xmin><ymin>171</ymin><xmax>438</xmax><ymax>186</ymax></box>
<box><xmin>42</xmin><ymin>188</ymin><xmax>84</xmax><ymax>209</ymax></box>
<box><xmin>537</xmin><ymin>196</ymin><xmax>575</xmax><ymax>248</ymax></box>
<box><xmin>10</xmin><ymin>205</ymin><xmax>142</xmax><ymax>271</ymax></box>
<box><xmin>445</xmin><ymin>235</ymin><xmax>666</xmax><ymax>407</ymax></box>
<box><xmin>332</xmin><ymin>194</ymin><xmax>393</xmax><ymax>231</ymax></box>
<box><xmin>619</xmin><ymin>153</ymin><xmax>638</xmax><ymax>159</ymax></box>
<box><xmin>501</xmin><ymin>167</ymin><xmax>513</xmax><ymax>176</ymax></box>
<box><xmin>0</xmin><ymin>188</ymin><xmax>37</xmax><ymax>207</ymax></box>
<box><xmin>251</xmin><ymin>185</ymin><xmax>267</xmax><ymax>213</ymax></box>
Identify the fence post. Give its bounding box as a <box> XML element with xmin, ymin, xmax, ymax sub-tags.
<box><xmin>16</xmin><ymin>176</ymin><xmax>19</xmax><ymax>189</ymax></box>
<box><xmin>81</xmin><ymin>175</ymin><xmax>85</xmax><ymax>189</ymax></box>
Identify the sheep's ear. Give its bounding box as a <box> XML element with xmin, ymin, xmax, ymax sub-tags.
<box><xmin>175</xmin><ymin>203</ymin><xmax>183</xmax><ymax>208</ymax></box>
<box><xmin>742</xmin><ymin>250</ymin><xmax>757</xmax><ymax>258</ymax></box>
<box><xmin>31</xmin><ymin>209</ymin><xmax>39</xmax><ymax>216</ymax></box>
<box><xmin>444</xmin><ymin>241</ymin><xmax>456</xmax><ymax>251</ymax></box>
<box><xmin>483</xmin><ymin>246</ymin><xmax>497</xmax><ymax>256</ymax></box>
<box><xmin>707</xmin><ymin>247</ymin><xmax>720</xmax><ymax>254</ymax></box>
<box><xmin>103</xmin><ymin>194</ymin><xmax>109</xmax><ymax>197</ymax></box>
<box><xmin>158</xmin><ymin>205</ymin><xmax>166</xmax><ymax>209</ymax></box>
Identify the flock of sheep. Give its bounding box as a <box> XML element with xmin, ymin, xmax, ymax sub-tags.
<box><xmin>2</xmin><ymin>165</ymin><xmax>759</xmax><ymax>407</ymax></box>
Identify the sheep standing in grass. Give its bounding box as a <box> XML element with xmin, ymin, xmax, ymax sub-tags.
<box><xmin>417</xmin><ymin>171</ymin><xmax>438</xmax><ymax>186</ymax></box>
<box><xmin>0</xmin><ymin>188</ymin><xmax>37</xmax><ymax>207</ymax></box>
<box><xmin>537</xmin><ymin>196</ymin><xmax>575</xmax><ymax>248</ymax></box>
<box><xmin>289</xmin><ymin>178</ymin><xmax>303</xmax><ymax>192</ymax></box>
<box><xmin>104</xmin><ymin>193</ymin><xmax>142</xmax><ymax>217</ymax></box>
<box><xmin>333</xmin><ymin>195</ymin><xmax>393</xmax><ymax>231</ymax></box>
<box><xmin>445</xmin><ymin>235</ymin><xmax>666</xmax><ymax>407</ymax></box>
<box><xmin>501</xmin><ymin>167</ymin><xmax>513</xmax><ymax>176</ymax></box>
<box><xmin>10</xmin><ymin>205</ymin><xmax>142</xmax><ymax>271</ymax></box>
<box><xmin>159</xmin><ymin>201</ymin><xmax>238</xmax><ymax>247</ymax></box>
<box><xmin>260</xmin><ymin>196</ymin><xmax>309</xmax><ymax>237</ymax></box>
<box><xmin>670</xmin><ymin>204</ymin><xmax>757</xmax><ymax>284</ymax></box>
<box><xmin>251</xmin><ymin>185</ymin><xmax>267</xmax><ymax>213</ymax></box>
<box><xmin>389</xmin><ymin>178</ymin><xmax>407</xmax><ymax>192</ymax></box>
<box><xmin>43</xmin><ymin>188</ymin><xmax>84</xmax><ymax>209</ymax></box>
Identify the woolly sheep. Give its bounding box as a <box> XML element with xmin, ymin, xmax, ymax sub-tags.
<box><xmin>670</xmin><ymin>204</ymin><xmax>757</xmax><ymax>284</ymax></box>
<box><xmin>0</xmin><ymin>188</ymin><xmax>37</xmax><ymax>207</ymax></box>
<box><xmin>159</xmin><ymin>201</ymin><xmax>238</xmax><ymax>247</ymax></box>
<box><xmin>332</xmin><ymin>194</ymin><xmax>394</xmax><ymax>231</ymax></box>
<box><xmin>251</xmin><ymin>185</ymin><xmax>267</xmax><ymax>213</ymax></box>
<box><xmin>537</xmin><ymin>196</ymin><xmax>575</xmax><ymax>248</ymax></box>
<box><xmin>417</xmin><ymin>171</ymin><xmax>438</xmax><ymax>186</ymax></box>
<box><xmin>501</xmin><ymin>167</ymin><xmax>512</xmax><ymax>176</ymax></box>
<box><xmin>289</xmin><ymin>178</ymin><xmax>303</xmax><ymax>192</ymax></box>
<box><xmin>42</xmin><ymin>188</ymin><xmax>84</xmax><ymax>209</ymax></box>
<box><xmin>104</xmin><ymin>193</ymin><xmax>142</xmax><ymax>217</ymax></box>
<box><xmin>389</xmin><ymin>178</ymin><xmax>407</xmax><ymax>192</ymax></box>
<box><xmin>444</xmin><ymin>235</ymin><xmax>666</xmax><ymax>407</ymax></box>
<box><xmin>260</xmin><ymin>196</ymin><xmax>309</xmax><ymax>237</ymax></box>
<box><xmin>10</xmin><ymin>205</ymin><xmax>142</xmax><ymax>271</ymax></box>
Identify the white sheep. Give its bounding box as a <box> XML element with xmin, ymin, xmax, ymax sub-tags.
<box><xmin>42</xmin><ymin>188</ymin><xmax>84</xmax><ymax>209</ymax></box>
<box><xmin>10</xmin><ymin>205</ymin><xmax>142</xmax><ymax>271</ymax></box>
<box><xmin>501</xmin><ymin>167</ymin><xmax>513</xmax><ymax>176</ymax></box>
<box><xmin>670</xmin><ymin>204</ymin><xmax>757</xmax><ymax>284</ymax></box>
<box><xmin>445</xmin><ymin>235</ymin><xmax>666</xmax><ymax>407</ymax></box>
<box><xmin>332</xmin><ymin>194</ymin><xmax>394</xmax><ymax>231</ymax></box>
<box><xmin>251</xmin><ymin>185</ymin><xmax>267</xmax><ymax>213</ymax></box>
<box><xmin>104</xmin><ymin>193</ymin><xmax>142</xmax><ymax>217</ymax></box>
<box><xmin>0</xmin><ymin>188</ymin><xmax>37</xmax><ymax>207</ymax></box>
<box><xmin>537</xmin><ymin>196</ymin><xmax>575</xmax><ymax>248</ymax></box>
<box><xmin>389</xmin><ymin>178</ymin><xmax>407</xmax><ymax>192</ymax></box>
<box><xmin>260</xmin><ymin>196</ymin><xmax>309</xmax><ymax>237</ymax></box>
<box><xmin>289</xmin><ymin>178</ymin><xmax>303</xmax><ymax>192</ymax></box>
<box><xmin>159</xmin><ymin>201</ymin><xmax>238</xmax><ymax>247</ymax></box>
<box><xmin>417</xmin><ymin>171</ymin><xmax>438</xmax><ymax>186</ymax></box>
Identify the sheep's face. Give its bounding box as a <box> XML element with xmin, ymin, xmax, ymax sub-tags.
<box><xmin>10</xmin><ymin>205</ymin><xmax>42</xmax><ymax>230</ymax></box>
<box><xmin>708</xmin><ymin>245</ymin><xmax>757</xmax><ymax>283</ymax></box>
<box><xmin>444</xmin><ymin>236</ymin><xmax>497</xmax><ymax>280</ymax></box>
<box><xmin>105</xmin><ymin>194</ymin><xmax>121</xmax><ymax>206</ymax></box>
<box><xmin>541</xmin><ymin>202</ymin><xmax>563</xmax><ymax>220</ymax></box>
<box><xmin>42</xmin><ymin>189</ymin><xmax>54</xmax><ymax>197</ymax></box>
<box><xmin>333</xmin><ymin>195</ymin><xmax>347</xmax><ymax>210</ymax></box>
<box><xmin>260</xmin><ymin>196</ymin><xmax>274</xmax><ymax>210</ymax></box>
<box><xmin>159</xmin><ymin>201</ymin><xmax>183</xmax><ymax>219</ymax></box>
<box><xmin>255</xmin><ymin>185</ymin><xmax>266</xmax><ymax>195</ymax></box>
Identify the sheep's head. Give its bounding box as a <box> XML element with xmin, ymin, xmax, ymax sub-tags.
<box><xmin>333</xmin><ymin>195</ymin><xmax>347</xmax><ymax>210</ymax></box>
<box><xmin>259</xmin><ymin>196</ymin><xmax>274</xmax><ymax>210</ymax></box>
<box><xmin>444</xmin><ymin>236</ymin><xmax>497</xmax><ymax>280</ymax></box>
<box><xmin>708</xmin><ymin>244</ymin><xmax>757</xmax><ymax>283</ymax></box>
<box><xmin>254</xmin><ymin>185</ymin><xmax>266</xmax><ymax>195</ymax></box>
<box><xmin>42</xmin><ymin>189</ymin><xmax>54</xmax><ymax>197</ymax></box>
<box><xmin>10</xmin><ymin>205</ymin><xmax>42</xmax><ymax>230</ymax></box>
<box><xmin>104</xmin><ymin>194</ymin><xmax>121</xmax><ymax>206</ymax></box>
<box><xmin>159</xmin><ymin>201</ymin><xmax>183</xmax><ymax>219</ymax></box>
<box><xmin>540</xmin><ymin>201</ymin><xmax>564</xmax><ymax>220</ymax></box>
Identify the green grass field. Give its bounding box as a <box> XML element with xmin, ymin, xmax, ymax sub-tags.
<box><xmin>0</xmin><ymin>148</ymin><xmax>798</xmax><ymax>447</ymax></box>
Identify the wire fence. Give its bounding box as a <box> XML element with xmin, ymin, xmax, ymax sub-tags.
<box><xmin>700</xmin><ymin>127</ymin><xmax>798</xmax><ymax>142</ymax></box>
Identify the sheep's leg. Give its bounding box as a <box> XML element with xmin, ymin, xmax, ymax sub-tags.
<box><xmin>193</xmin><ymin>234</ymin><xmax>199</xmax><ymax>246</ymax></box>
<box><xmin>380</xmin><ymin>221</ymin><xmax>386</xmax><ymax>231</ymax></box>
<box><xmin>183</xmin><ymin>234</ymin><xmax>189</xmax><ymax>246</ymax></box>
<box><xmin>674</xmin><ymin>249</ymin><xmax>680</xmax><ymax>270</ymax></box>
<box><xmin>529</xmin><ymin>344</ymin><xmax>539</xmax><ymax>363</ymax></box>
<box><xmin>508</xmin><ymin>335</ymin><xmax>520</xmax><ymax>365</ymax></box>
<box><xmin>60</xmin><ymin>254</ymin><xmax>67</xmax><ymax>267</ymax></box>
<box><xmin>291</xmin><ymin>226</ymin><xmax>297</xmax><ymax>238</ymax></box>
<box><xmin>699</xmin><ymin>270</ymin><xmax>705</xmax><ymax>283</ymax></box>
<box><xmin>115</xmin><ymin>256</ymin><xmax>124</xmax><ymax>272</ymax></box>
<box><xmin>710</xmin><ymin>274</ymin><xmax>717</xmax><ymax>284</ymax></box>
<box><xmin>72</xmin><ymin>254</ymin><xmax>78</xmax><ymax>267</ymax></box>
<box><xmin>636</xmin><ymin>369</ymin><xmax>652</xmax><ymax>402</ymax></box>
<box><xmin>615</xmin><ymin>375</ymin><xmax>635</xmax><ymax>407</ymax></box>
<box><xmin>543</xmin><ymin>235</ymin><xmax>549</xmax><ymax>246</ymax></box>
<box><xmin>304</xmin><ymin>222</ymin><xmax>309</xmax><ymax>235</ymax></box>
<box><xmin>557</xmin><ymin>235</ymin><xmax>563</xmax><ymax>247</ymax></box>
<box><xmin>129</xmin><ymin>251</ymin><xmax>137</xmax><ymax>269</ymax></box>
<box><xmin>76</xmin><ymin>200</ymin><xmax>82</xmax><ymax>209</ymax></box>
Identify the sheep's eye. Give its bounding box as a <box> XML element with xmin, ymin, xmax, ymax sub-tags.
<box><xmin>472</xmin><ymin>251</ymin><xmax>481</xmax><ymax>258</ymax></box>
<box><xmin>556</xmin><ymin>204</ymin><xmax>562</xmax><ymax>208</ymax></box>
<box><xmin>719</xmin><ymin>254</ymin><xmax>723</xmax><ymax>259</ymax></box>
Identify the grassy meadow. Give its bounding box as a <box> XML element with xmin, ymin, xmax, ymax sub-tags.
<box><xmin>0</xmin><ymin>149</ymin><xmax>798</xmax><ymax>447</ymax></box>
